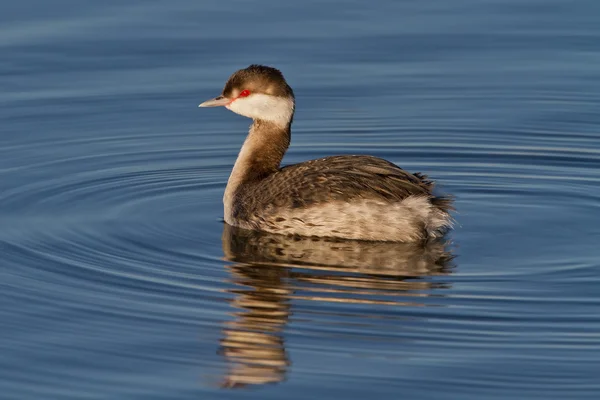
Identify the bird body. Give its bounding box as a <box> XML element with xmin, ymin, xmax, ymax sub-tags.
<box><xmin>200</xmin><ymin>65</ymin><xmax>453</xmax><ymax>241</ymax></box>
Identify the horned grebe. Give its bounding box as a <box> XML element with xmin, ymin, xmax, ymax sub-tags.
<box><xmin>199</xmin><ymin>65</ymin><xmax>453</xmax><ymax>242</ymax></box>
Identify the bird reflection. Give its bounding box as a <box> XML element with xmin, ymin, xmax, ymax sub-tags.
<box><xmin>218</xmin><ymin>225</ymin><xmax>455</xmax><ymax>389</ymax></box>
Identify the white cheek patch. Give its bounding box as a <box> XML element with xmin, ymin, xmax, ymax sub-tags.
<box><xmin>227</xmin><ymin>94</ymin><xmax>294</xmax><ymax>127</ymax></box>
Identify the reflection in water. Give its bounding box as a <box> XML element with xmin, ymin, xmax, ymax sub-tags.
<box><xmin>219</xmin><ymin>225</ymin><xmax>455</xmax><ymax>388</ymax></box>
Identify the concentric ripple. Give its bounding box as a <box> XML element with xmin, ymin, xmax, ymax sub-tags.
<box><xmin>3</xmin><ymin>1</ymin><xmax>600</xmax><ymax>398</ymax></box>
<box><xmin>3</xmin><ymin>100</ymin><xmax>600</xmax><ymax>399</ymax></box>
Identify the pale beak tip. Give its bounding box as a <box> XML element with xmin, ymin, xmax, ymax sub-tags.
<box><xmin>198</xmin><ymin>96</ymin><xmax>230</xmax><ymax>108</ymax></box>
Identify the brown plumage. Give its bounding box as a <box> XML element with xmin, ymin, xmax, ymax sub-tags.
<box><xmin>199</xmin><ymin>65</ymin><xmax>454</xmax><ymax>242</ymax></box>
<box><xmin>235</xmin><ymin>154</ymin><xmax>452</xmax><ymax>216</ymax></box>
<box><xmin>223</xmin><ymin>65</ymin><xmax>294</xmax><ymax>99</ymax></box>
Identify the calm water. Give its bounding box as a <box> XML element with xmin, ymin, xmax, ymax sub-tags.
<box><xmin>2</xmin><ymin>1</ymin><xmax>600</xmax><ymax>398</ymax></box>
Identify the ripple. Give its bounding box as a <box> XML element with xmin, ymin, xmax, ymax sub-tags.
<box><xmin>3</xmin><ymin>14</ymin><xmax>600</xmax><ymax>397</ymax></box>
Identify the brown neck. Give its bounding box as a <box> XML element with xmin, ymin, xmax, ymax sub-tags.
<box><xmin>240</xmin><ymin>119</ymin><xmax>290</xmax><ymax>181</ymax></box>
<box><xmin>224</xmin><ymin>120</ymin><xmax>291</xmax><ymax>217</ymax></box>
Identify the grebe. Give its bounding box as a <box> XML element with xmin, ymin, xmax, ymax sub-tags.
<box><xmin>199</xmin><ymin>65</ymin><xmax>453</xmax><ymax>242</ymax></box>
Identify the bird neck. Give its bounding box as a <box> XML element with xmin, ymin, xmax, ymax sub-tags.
<box><xmin>224</xmin><ymin>119</ymin><xmax>291</xmax><ymax>214</ymax></box>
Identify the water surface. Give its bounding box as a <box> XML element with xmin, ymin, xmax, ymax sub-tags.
<box><xmin>2</xmin><ymin>1</ymin><xmax>600</xmax><ymax>399</ymax></box>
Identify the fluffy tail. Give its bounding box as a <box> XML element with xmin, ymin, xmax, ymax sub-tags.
<box><xmin>427</xmin><ymin>194</ymin><xmax>455</xmax><ymax>238</ymax></box>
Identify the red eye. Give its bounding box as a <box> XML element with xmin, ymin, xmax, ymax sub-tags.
<box><xmin>239</xmin><ymin>89</ymin><xmax>251</xmax><ymax>98</ymax></box>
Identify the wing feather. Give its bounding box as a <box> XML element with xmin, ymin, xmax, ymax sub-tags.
<box><xmin>233</xmin><ymin>155</ymin><xmax>451</xmax><ymax>219</ymax></box>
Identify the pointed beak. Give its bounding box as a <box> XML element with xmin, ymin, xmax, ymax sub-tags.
<box><xmin>198</xmin><ymin>95</ymin><xmax>231</xmax><ymax>107</ymax></box>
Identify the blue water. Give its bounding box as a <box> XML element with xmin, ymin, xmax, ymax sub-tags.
<box><xmin>2</xmin><ymin>1</ymin><xmax>600</xmax><ymax>398</ymax></box>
